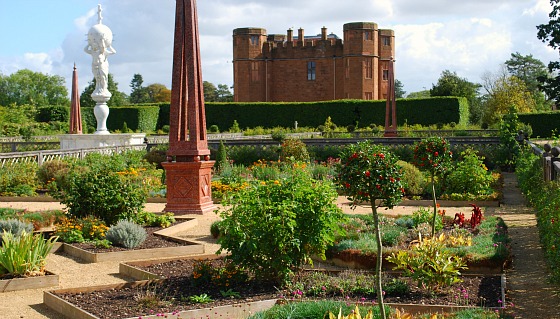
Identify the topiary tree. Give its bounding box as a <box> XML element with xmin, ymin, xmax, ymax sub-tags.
<box><xmin>214</xmin><ymin>140</ymin><xmax>230</xmax><ymax>174</ymax></box>
<box><xmin>336</xmin><ymin>141</ymin><xmax>404</xmax><ymax>319</ymax></box>
<box><xmin>412</xmin><ymin>137</ymin><xmax>452</xmax><ymax>237</ymax></box>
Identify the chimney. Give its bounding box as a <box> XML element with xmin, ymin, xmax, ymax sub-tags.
<box><xmin>321</xmin><ymin>26</ymin><xmax>327</xmax><ymax>40</ymax></box>
<box><xmin>287</xmin><ymin>28</ymin><xmax>293</xmax><ymax>42</ymax></box>
<box><xmin>298</xmin><ymin>27</ymin><xmax>304</xmax><ymax>45</ymax></box>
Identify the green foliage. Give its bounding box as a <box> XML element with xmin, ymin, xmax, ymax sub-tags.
<box><xmin>36</xmin><ymin>105</ymin><xmax>69</xmax><ymax>123</ymax></box>
<box><xmin>280</xmin><ymin>138</ymin><xmax>310</xmax><ymax>163</ymax></box>
<box><xmin>247</xmin><ymin>301</ymin><xmax>384</xmax><ymax>319</ymax></box>
<box><xmin>57</xmin><ymin>169</ymin><xmax>146</xmax><ymax>225</ymax></box>
<box><xmin>397</xmin><ymin>160</ymin><xmax>426</xmax><ymax>196</ymax></box>
<box><xmin>0</xmin><ymin>162</ymin><xmax>38</xmax><ymax>196</ymax></box>
<box><xmin>103</xmin><ymin>106</ymin><xmax>159</xmax><ymax>132</ymax></box>
<box><xmin>80</xmin><ymin>74</ymin><xmax>128</xmax><ymax>108</ymax></box>
<box><xmin>229</xmin><ymin>120</ymin><xmax>241</xmax><ymax>133</ymax></box>
<box><xmin>412</xmin><ymin>207</ymin><xmax>443</xmax><ymax>232</ymax></box>
<box><xmin>0</xmin><ymin>69</ymin><xmax>69</xmax><ymax>106</ymax></box>
<box><xmin>226</xmin><ymin>145</ymin><xmax>280</xmax><ymax>166</ymax></box>
<box><xmin>214</xmin><ymin>140</ymin><xmax>230</xmax><ymax>173</ymax></box>
<box><xmin>337</xmin><ymin>141</ymin><xmax>404</xmax><ymax>208</ymax></box>
<box><xmin>132</xmin><ymin>211</ymin><xmax>175</xmax><ymax>228</ymax></box>
<box><xmin>210</xmin><ymin>220</ymin><xmax>222</xmax><ymax>238</ymax></box>
<box><xmin>208</xmin><ymin>124</ymin><xmax>220</xmax><ymax>133</ymax></box>
<box><xmin>217</xmin><ymin>168</ymin><xmax>345</xmax><ymax>283</ymax></box>
<box><xmin>496</xmin><ymin>108</ymin><xmax>521</xmax><ymax>170</ymax></box>
<box><xmin>191</xmin><ymin>259</ymin><xmax>247</xmax><ymax>289</ymax></box>
<box><xmin>105</xmin><ymin>220</ymin><xmax>147</xmax><ymax>249</ymax></box>
<box><xmin>36</xmin><ymin>159</ymin><xmax>70</xmax><ymax>191</ymax></box>
<box><xmin>54</xmin><ymin>217</ymin><xmax>108</xmax><ymax>243</ymax></box>
<box><xmin>188</xmin><ymin>293</ymin><xmax>213</xmax><ymax>303</ymax></box>
<box><xmin>386</xmin><ymin>235</ymin><xmax>467</xmax><ymax>290</ymax></box>
<box><xmin>413</xmin><ymin>137</ymin><xmax>452</xmax><ymax>237</ymax></box>
<box><xmin>444</xmin><ymin>149</ymin><xmax>495</xmax><ymax>196</ymax></box>
<box><xmin>0</xmin><ymin>231</ymin><xmax>57</xmax><ymax>277</ymax></box>
<box><xmin>0</xmin><ymin>219</ymin><xmax>34</xmax><ymax>241</ymax></box>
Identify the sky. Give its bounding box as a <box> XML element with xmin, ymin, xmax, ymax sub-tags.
<box><xmin>0</xmin><ymin>0</ymin><xmax>558</xmax><ymax>97</ymax></box>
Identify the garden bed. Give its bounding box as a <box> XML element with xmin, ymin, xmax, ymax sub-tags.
<box><xmin>57</xmin><ymin>219</ymin><xmax>204</xmax><ymax>263</ymax></box>
<box><xmin>45</xmin><ymin>256</ymin><xmax>506</xmax><ymax>319</ymax></box>
<box><xmin>0</xmin><ymin>270</ymin><xmax>58</xmax><ymax>292</ymax></box>
<box><xmin>323</xmin><ymin>250</ymin><xmax>508</xmax><ymax>274</ymax></box>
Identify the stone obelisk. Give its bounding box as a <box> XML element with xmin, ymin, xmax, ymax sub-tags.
<box><xmin>384</xmin><ymin>58</ymin><xmax>398</xmax><ymax>137</ymax></box>
<box><xmin>84</xmin><ymin>4</ymin><xmax>116</xmax><ymax>135</ymax></box>
<box><xmin>162</xmin><ymin>0</ymin><xmax>215</xmax><ymax>215</ymax></box>
<box><xmin>69</xmin><ymin>64</ymin><xmax>83</xmax><ymax>134</ymax></box>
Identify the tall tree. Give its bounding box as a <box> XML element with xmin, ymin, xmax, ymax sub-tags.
<box><xmin>80</xmin><ymin>74</ymin><xmax>128</xmax><ymax>108</ymax></box>
<box><xmin>482</xmin><ymin>76</ymin><xmax>536</xmax><ymax>127</ymax></box>
<box><xmin>395</xmin><ymin>79</ymin><xmax>406</xmax><ymax>98</ymax></box>
<box><xmin>203</xmin><ymin>81</ymin><xmax>217</xmax><ymax>102</ymax></box>
<box><xmin>406</xmin><ymin>90</ymin><xmax>430</xmax><ymax>99</ymax></box>
<box><xmin>537</xmin><ymin>2</ymin><xmax>560</xmax><ymax>104</ymax></box>
<box><xmin>145</xmin><ymin>83</ymin><xmax>171</xmax><ymax>102</ymax></box>
<box><xmin>129</xmin><ymin>74</ymin><xmax>150</xmax><ymax>104</ymax></box>
<box><xmin>0</xmin><ymin>69</ymin><xmax>69</xmax><ymax>106</ymax></box>
<box><xmin>216</xmin><ymin>84</ymin><xmax>233</xmax><ymax>102</ymax></box>
<box><xmin>430</xmin><ymin>70</ymin><xmax>482</xmax><ymax>124</ymax></box>
<box><xmin>505</xmin><ymin>52</ymin><xmax>552</xmax><ymax>111</ymax></box>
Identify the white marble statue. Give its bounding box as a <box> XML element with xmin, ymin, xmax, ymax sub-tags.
<box><xmin>84</xmin><ymin>4</ymin><xmax>116</xmax><ymax>134</ymax></box>
<box><xmin>84</xmin><ymin>4</ymin><xmax>116</xmax><ymax>101</ymax></box>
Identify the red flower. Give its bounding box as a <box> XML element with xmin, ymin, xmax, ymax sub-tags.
<box><xmin>365</xmin><ymin>171</ymin><xmax>371</xmax><ymax>177</ymax></box>
<box><xmin>434</xmin><ymin>151</ymin><xmax>439</xmax><ymax>156</ymax></box>
<box><xmin>379</xmin><ymin>153</ymin><xmax>385</xmax><ymax>159</ymax></box>
<box><xmin>345</xmin><ymin>183</ymin><xmax>351</xmax><ymax>189</ymax></box>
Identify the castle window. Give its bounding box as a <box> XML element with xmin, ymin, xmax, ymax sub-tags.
<box><xmin>382</xmin><ymin>69</ymin><xmax>389</xmax><ymax>81</ymax></box>
<box><xmin>251</xmin><ymin>62</ymin><xmax>259</xmax><ymax>82</ymax></box>
<box><xmin>364</xmin><ymin>31</ymin><xmax>371</xmax><ymax>41</ymax></box>
<box><xmin>365</xmin><ymin>59</ymin><xmax>373</xmax><ymax>79</ymax></box>
<box><xmin>383</xmin><ymin>36</ymin><xmax>391</xmax><ymax>46</ymax></box>
<box><xmin>307</xmin><ymin>61</ymin><xmax>316</xmax><ymax>81</ymax></box>
<box><xmin>250</xmin><ymin>35</ymin><xmax>259</xmax><ymax>46</ymax></box>
<box><xmin>345</xmin><ymin>60</ymin><xmax>350</xmax><ymax>79</ymax></box>
<box><xmin>365</xmin><ymin>92</ymin><xmax>373</xmax><ymax>100</ymax></box>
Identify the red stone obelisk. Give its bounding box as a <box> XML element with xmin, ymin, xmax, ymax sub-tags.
<box><xmin>162</xmin><ymin>0</ymin><xmax>215</xmax><ymax>215</ymax></box>
<box><xmin>384</xmin><ymin>59</ymin><xmax>397</xmax><ymax>137</ymax></box>
<box><xmin>69</xmin><ymin>63</ymin><xmax>83</xmax><ymax>134</ymax></box>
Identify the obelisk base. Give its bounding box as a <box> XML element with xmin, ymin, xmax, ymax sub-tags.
<box><xmin>162</xmin><ymin>161</ymin><xmax>216</xmax><ymax>215</ymax></box>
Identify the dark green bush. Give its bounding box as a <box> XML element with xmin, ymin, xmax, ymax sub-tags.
<box><xmin>105</xmin><ymin>220</ymin><xmax>147</xmax><ymax>249</ymax></box>
<box><xmin>36</xmin><ymin>105</ymin><xmax>69</xmax><ymax>123</ymax></box>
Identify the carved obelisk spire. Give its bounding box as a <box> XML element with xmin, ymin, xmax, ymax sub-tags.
<box><xmin>69</xmin><ymin>63</ymin><xmax>83</xmax><ymax>134</ymax></box>
<box><xmin>163</xmin><ymin>0</ymin><xmax>215</xmax><ymax>215</ymax></box>
<box><xmin>384</xmin><ymin>58</ymin><xmax>397</xmax><ymax>137</ymax></box>
<box><xmin>168</xmin><ymin>0</ymin><xmax>209</xmax><ymax>161</ymax></box>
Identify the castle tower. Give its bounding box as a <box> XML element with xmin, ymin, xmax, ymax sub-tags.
<box><xmin>343</xmin><ymin>22</ymin><xmax>379</xmax><ymax>100</ymax></box>
<box><xmin>233</xmin><ymin>28</ymin><xmax>267</xmax><ymax>102</ymax></box>
<box><xmin>377</xmin><ymin>29</ymin><xmax>395</xmax><ymax>99</ymax></box>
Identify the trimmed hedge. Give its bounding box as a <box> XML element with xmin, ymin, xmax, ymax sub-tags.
<box><xmin>36</xmin><ymin>105</ymin><xmax>70</xmax><ymax>123</ymax></box>
<box><xmin>518</xmin><ymin>111</ymin><xmax>560</xmax><ymax>138</ymax></box>
<box><xmin>155</xmin><ymin>97</ymin><xmax>468</xmax><ymax>130</ymax></box>
<box><xmin>82</xmin><ymin>106</ymin><xmax>160</xmax><ymax>132</ymax></box>
<box><xmin>81</xmin><ymin>97</ymin><xmax>468</xmax><ymax>132</ymax></box>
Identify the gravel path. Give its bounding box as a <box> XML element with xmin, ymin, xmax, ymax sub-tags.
<box><xmin>0</xmin><ymin>177</ymin><xmax>556</xmax><ymax>318</ymax></box>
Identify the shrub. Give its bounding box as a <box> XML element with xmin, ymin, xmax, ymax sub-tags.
<box><xmin>57</xmin><ymin>169</ymin><xmax>146</xmax><ymax>225</ymax></box>
<box><xmin>210</xmin><ymin>220</ymin><xmax>222</xmax><ymax>238</ymax></box>
<box><xmin>105</xmin><ymin>220</ymin><xmax>147</xmax><ymax>249</ymax></box>
<box><xmin>132</xmin><ymin>211</ymin><xmax>175</xmax><ymax>228</ymax></box>
<box><xmin>208</xmin><ymin>124</ymin><xmax>220</xmax><ymax>133</ymax></box>
<box><xmin>37</xmin><ymin>159</ymin><xmax>71</xmax><ymax>191</ymax></box>
<box><xmin>217</xmin><ymin>168</ymin><xmax>345</xmax><ymax>284</ymax></box>
<box><xmin>280</xmin><ymin>138</ymin><xmax>310</xmax><ymax>163</ymax></box>
<box><xmin>214</xmin><ymin>140</ymin><xmax>230</xmax><ymax>174</ymax></box>
<box><xmin>0</xmin><ymin>219</ymin><xmax>34</xmax><ymax>241</ymax></box>
<box><xmin>0</xmin><ymin>231</ymin><xmax>57</xmax><ymax>277</ymax></box>
<box><xmin>0</xmin><ymin>162</ymin><xmax>38</xmax><ymax>196</ymax></box>
<box><xmin>397</xmin><ymin>160</ymin><xmax>425</xmax><ymax>196</ymax></box>
<box><xmin>386</xmin><ymin>235</ymin><xmax>467</xmax><ymax>290</ymax></box>
<box><xmin>444</xmin><ymin>148</ymin><xmax>495</xmax><ymax>196</ymax></box>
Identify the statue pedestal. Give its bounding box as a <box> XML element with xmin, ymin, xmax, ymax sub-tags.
<box><xmin>59</xmin><ymin>133</ymin><xmax>146</xmax><ymax>150</ymax></box>
<box><xmin>162</xmin><ymin>161</ymin><xmax>215</xmax><ymax>215</ymax></box>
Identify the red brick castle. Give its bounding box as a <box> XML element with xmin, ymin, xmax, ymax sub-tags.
<box><xmin>233</xmin><ymin>22</ymin><xmax>395</xmax><ymax>102</ymax></box>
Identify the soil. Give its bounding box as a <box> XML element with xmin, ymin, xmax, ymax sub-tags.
<box><xmin>56</xmin><ymin>258</ymin><xmax>503</xmax><ymax>319</ymax></box>
<box><xmin>70</xmin><ymin>225</ymin><xmax>184</xmax><ymax>253</ymax></box>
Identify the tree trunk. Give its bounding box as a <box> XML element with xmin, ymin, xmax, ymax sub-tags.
<box><xmin>431</xmin><ymin>173</ymin><xmax>438</xmax><ymax>238</ymax></box>
<box><xmin>371</xmin><ymin>201</ymin><xmax>387</xmax><ymax>319</ymax></box>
